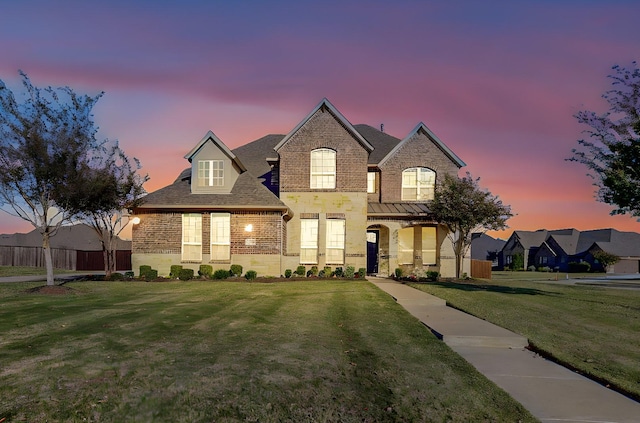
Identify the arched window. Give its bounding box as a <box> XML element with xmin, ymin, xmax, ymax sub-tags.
<box><xmin>402</xmin><ymin>167</ymin><xmax>435</xmax><ymax>201</ymax></box>
<box><xmin>310</xmin><ymin>148</ymin><xmax>336</xmax><ymax>189</ymax></box>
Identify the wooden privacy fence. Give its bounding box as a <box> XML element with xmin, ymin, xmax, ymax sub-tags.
<box><xmin>471</xmin><ymin>259</ymin><xmax>492</xmax><ymax>279</ymax></box>
<box><xmin>0</xmin><ymin>246</ymin><xmax>131</xmax><ymax>271</ymax></box>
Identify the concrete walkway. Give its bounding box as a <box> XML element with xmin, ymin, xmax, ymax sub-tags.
<box><xmin>370</xmin><ymin>277</ymin><xmax>640</xmax><ymax>423</ymax></box>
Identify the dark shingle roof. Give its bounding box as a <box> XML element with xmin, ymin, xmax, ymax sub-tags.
<box><xmin>137</xmin><ymin>169</ymin><xmax>288</xmax><ymax>210</ymax></box>
<box><xmin>353</xmin><ymin>124</ymin><xmax>401</xmax><ymax>165</ymax></box>
<box><xmin>232</xmin><ymin>134</ymin><xmax>284</xmax><ymax>178</ymax></box>
<box><xmin>0</xmin><ymin>224</ymin><xmax>130</xmax><ymax>250</ymax></box>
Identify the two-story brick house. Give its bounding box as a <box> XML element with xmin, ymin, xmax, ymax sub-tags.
<box><xmin>131</xmin><ymin>99</ymin><xmax>467</xmax><ymax>277</ymax></box>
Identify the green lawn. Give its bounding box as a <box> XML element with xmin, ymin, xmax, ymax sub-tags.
<box><xmin>0</xmin><ymin>266</ymin><xmax>82</xmax><ymax>277</ymax></box>
<box><xmin>0</xmin><ymin>280</ymin><xmax>535</xmax><ymax>422</ymax></box>
<box><xmin>410</xmin><ymin>274</ymin><xmax>640</xmax><ymax>400</ymax></box>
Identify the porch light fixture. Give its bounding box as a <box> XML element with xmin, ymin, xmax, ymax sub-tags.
<box><xmin>131</xmin><ymin>216</ymin><xmax>141</xmax><ymax>225</ymax></box>
<box><xmin>244</xmin><ymin>224</ymin><xmax>253</xmax><ymax>232</ymax></box>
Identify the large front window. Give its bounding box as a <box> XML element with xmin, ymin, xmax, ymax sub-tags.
<box><xmin>402</xmin><ymin>167</ymin><xmax>435</xmax><ymax>201</ymax></box>
<box><xmin>310</xmin><ymin>148</ymin><xmax>336</xmax><ymax>189</ymax></box>
<box><xmin>422</xmin><ymin>227</ymin><xmax>437</xmax><ymax>265</ymax></box>
<box><xmin>300</xmin><ymin>218</ymin><xmax>318</xmax><ymax>264</ymax></box>
<box><xmin>210</xmin><ymin>213</ymin><xmax>230</xmax><ymax>261</ymax></box>
<box><xmin>182</xmin><ymin>213</ymin><xmax>202</xmax><ymax>261</ymax></box>
<box><xmin>398</xmin><ymin>226</ymin><xmax>437</xmax><ymax>265</ymax></box>
<box><xmin>198</xmin><ymin>160</ymin><xmax>224</xmax><ymax>187</ymax></box>
<box><xmin>398</xmin><ymin>227</ymin><xmax>414</xmax><ymax>265</ymax></box>
<box><xmin>326</xmin><ymin>219</ymin><xmax>345</xmax><ymax>264</ymax></box>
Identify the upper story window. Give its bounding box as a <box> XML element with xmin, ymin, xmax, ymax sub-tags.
<box><xmin>198</xmin><ymin>160</ymin><xmax>224</xmax><ymax>187</ymax></box>
<box><xmin>367</xmin><ymin>172</ymin><xmax>377</xmax><ymax>193</ymax></box>
<box><xmin>310</xmin><ymin>148</ymin><xmax>336</xmax><ymax>189</ymax></box>
<box><xmin>402</xmin><ymin>167</ymin><xmax>435</xmax><ymax>201</ymax></box>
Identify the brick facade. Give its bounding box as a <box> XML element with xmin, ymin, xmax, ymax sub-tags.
<box><xmin>379</xmin><ymin>131</ymin><xmax>460</xmax><ymax>203</ymax></box>
<box><xmin>278</xmin><ymin>108</ymin><xmax>368</xmax><ymax>193</ymax></box>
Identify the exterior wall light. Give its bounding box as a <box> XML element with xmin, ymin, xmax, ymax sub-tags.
<box><xmin>245</xmin><ymin>224</ymin><xmax>253</xmax><ymax>232</ymax></box>
<box><xmin>131</xmin><ymin>216</ymin><xmax>141</xmax><ymax>225</ymax></box>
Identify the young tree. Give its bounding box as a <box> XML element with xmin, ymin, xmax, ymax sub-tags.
<box><xmin>58</xmin><ymin>142</ymin><xmax>147</xmax><ymax>279</ymax></box>
<box><xmin>0</xmin><ymin>71</ymin><xmax>106</xmax><ymax>285</ymax></box>
<box><xmin>569</xmin><ymin>62</ymin><xmax>640</xmax><ymax>217</ymax></box>
<box><xmin>430</xmin><ymin>172</ymin><xmax>513</xmax><ymax>279</ymax></box>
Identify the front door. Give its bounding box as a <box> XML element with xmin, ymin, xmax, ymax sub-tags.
<box><xmin>366</xmin><ymin>230</ymin><xmax>379</xmax><ymax>275</ymax></box>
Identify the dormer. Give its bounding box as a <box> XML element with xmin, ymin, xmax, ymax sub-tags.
<box><xmin>184</xmin><ymin>131</ymin><xmax>247</xmax><ymax>194</ymax></box>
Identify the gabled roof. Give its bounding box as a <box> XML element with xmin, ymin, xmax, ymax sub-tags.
<box><xmin>184</xmin><ymin>130</ymin><xmax>247</xmax><ymax>172</ymax></box>
<box><xmin>136</xmin><ymin>169</ymin><xmax>288</xmax><ymax>211</ymax></box>
<box><xmin>353</xmin><ymin>124</ymin><xmax>402</xmax><ymax>165</ymax></box>
<box><xmin>378</xmin><ymin>122</ymin><xmax>466</xmax><ymax>168</ymax></box>
<box><xmin>274</xmin><ymin>98</ymin><xmax>373</xmax><ymax>153</ymax></box>
<box><xmin>233</xmin><ymin>134</ymin><xmax>284</xmax><ymax>178</ymax></box>
<box><xmin>586</xmin><ymin>229</ymin><xmax>640</xmax><ymax>258</ymax></box>
<box><xmin>512</xmin><ymin>230</ymin><xmax>549</xmax><ymax>249</ymax></box>
<box><xmin>0</xmin><ymin>224</ymin><xmax>130</xmax><ymax>250</ymax></box>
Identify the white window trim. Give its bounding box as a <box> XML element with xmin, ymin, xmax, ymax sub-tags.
<box><xmin>326</xmin><ymin>219</ymin><xmax>345</xmax><ymax>265</ymax></box>
<box><xmin>210</xmin><ymin>213</ymin><xmax>231</xmax><ymax>261</ymax></box>
<box><xmin>300</xmin><ymin>218</ymin><xmax>319</xmax><ymax>264</ymax></box>
<box><xmin>198</xmin><ymin>160</ymin><xmax>224</xmax><ymax>187</ymax></box>
<box><xmin>310</xmin><ymin>148</ymin><xmax>336</xmax><ymax>189</ymax></box>
<box><xmin>402</xmin><ymin>167</ymin><xmax>436</xmax><ymax>201</ymax></box>
<box><xmin>182</xmin><ymin>213</ymin><xmax>202</xmax><ymax>262</ymax></box>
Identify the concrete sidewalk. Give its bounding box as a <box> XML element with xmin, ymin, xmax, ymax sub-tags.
<box><xmin>370</xmin><ymin>277</ymin><xmax>640</xmax><ymax>423</ymax></box>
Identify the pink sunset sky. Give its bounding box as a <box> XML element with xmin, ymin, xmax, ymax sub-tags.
<box><xmin>1</xmin><ymin>0</ymin><xmax>639</xmax><ymax>239</ymax></box>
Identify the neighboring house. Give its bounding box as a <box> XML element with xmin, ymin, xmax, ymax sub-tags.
<box><xmin>533</xmin><ymin>229</ymin><xmax>640</xmax><ymax>273</ymax></box>
<box><xmin>471</xmin><ymin>233</ymin><xmax>506</xmax><ymax>269</ymax></box>
<box><xmin>0</xmin><ymin>224</ymin><xmax>131</xmax><ymax>270</ymax></box>
<box><xmin>131</xmin><ymin>98</ymin><xmax>467</xmax><ymax>278</ymax></box>
<box><xmin>498</xmin><ymin>229</ymin><xmax>551</xmax><ymax>270</ymax></box>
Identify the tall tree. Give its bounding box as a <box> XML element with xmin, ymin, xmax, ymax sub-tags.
<box><xmin>569</xmin><ymin>62</ymin><xmax>640</xmax><ymax>217</ymax></box>
<box><xmin>59</xmin><ymin>142</ymin><xmax>147</xmax><ymax>279</ymax></box>
<box><xmin>0</xmin><ymin>71</ymin><xmax>106</xmax><ymax>285</ymax></box>
<box><xmin>430</xmin><ymin>172</ymin><xmax>513</xmax><ymax>278</ymax></box>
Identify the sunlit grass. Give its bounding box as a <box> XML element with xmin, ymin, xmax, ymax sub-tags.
<box><xmin>0</xmin><ymin>266</ymin><xmax>81</xmax><ymax>277</ymax></box>
<box><xmin>0</xmin><ymin>280</ymin><xmax>535</xmax><ymax>422</ymax></box>
<box><xmin>410</xmin><ymin>278</ymin><xmax>640</xmax><ymax>400</ymax></box>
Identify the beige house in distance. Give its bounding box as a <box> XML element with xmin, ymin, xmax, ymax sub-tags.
<box><xmin>131</xmin><ymin>99</ymin><xmax>468</xmax><ymax>278</ymax></box>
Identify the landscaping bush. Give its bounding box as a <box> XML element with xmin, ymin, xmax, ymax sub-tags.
<box><xmin>124</xmin><ymin>271</ymin><xmax>135</xmax><ymax>279</ymax></box>
<box><xmin>318</xmin><ymin>269</ymin><xmax>326</xmax><ymax>278</ymax></box>
<box><xmin>213</xmin><ymin>269</ymin><xmax>231</xmax><ymax>279</ymax></box>
<box><xmin>425</xmin><ymin>270</ymin><xmax>439</xmax><ymax>281</ymax></box>
<box><xmin>245</xmin><ymin>270</ymin><xmax>257</xmax><ymax>280</ymax></box>
<box><xmin>509</xmin><ymin>254</ymin><xmax>524</xmax><ymax>271</ymax></box>
<box><xmin>295</xmin><ymin>265</ymin><xmax>306</xmax><ymax>276</ymax></box>
<box><xmin>527</xmin><ymin>265</ymin><xmax>536</xmax><ymax>272</ymax></box>
<box><xmin>568</xmin><ymin>261</ymin><xmax>591</xmax><ymax>273</ymax></box>
<box><xmin>143</xmin><ymin>269</ymin><xmax>158</xmax><ymax>281</ymax></box>
<box><xmin>178</xmin><ymin>268</ymin><xmax>194</xmax><ymax>281</ymax></box>
<box><xmin>284</xmin><ymin>269</ymin><xmax>292</xmax><ymax>278</ymax></box>
<box><xmin>109</xmin><ymin>272</ymin><xmax>124</xmax><ymax>281</ymax></box>
<box><xmin>139</xmin><ymin>265</ymin><xmax>152</xmax><ymax>278</ymax></box>
<box><xmin>230</xmin><ymin>264</ymin><xmax>243</xmax><ymax>277</ymax></box>
<box><xmin>198</xmin><ymin>264</ymin><xmax>213</xmax><ymax>278</ymax></box>
<box><xmin>344</xmin><ymin>266</ymin><xmax>355</xmax><ymax>279</ymax></box>
<box><xmin>170</xmin><ymin>265</ymin><xmax>183</xmax><ymax>279</ymax></box>
<box><xmin>334</xmin><ymin>267</ymin><xmax>343</xmax><ymax>278</ymax></box>
<box><xmin>394</xmin><ymin>268</ymin><xmax>403</xmax><ymax>278</ymax></box>
<box><xmin>358</xmin><ymin>267</ymin><xmax>366</xmax><ymax>278</ymax></box>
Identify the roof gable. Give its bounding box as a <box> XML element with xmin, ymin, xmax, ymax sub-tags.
<box><xmin>184</xmin><ymin>130</ymin><xmax>247</xmax><ymax>172</ymax></box>
<box><xmin>378</xmin><ymin>122</ymin><xmax>466</xmax><ymax>168</ymax></box>
<box><xmin>274</xmin><ymin>98</ymin><xmax>373</xmax><ymax>153</ymax></box>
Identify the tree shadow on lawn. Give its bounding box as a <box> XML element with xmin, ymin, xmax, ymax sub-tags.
<box><xmin>415</xmin><ymin>280</ymin><xmax>561</xmax><ymax>297</ymax></box>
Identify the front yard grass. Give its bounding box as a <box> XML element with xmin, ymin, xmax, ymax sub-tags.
<box><xmin>410</xmin><ymin>275</ymin><xmax>640</xmax><ymax>400</ymax></box>
<box><xmin>0</xmin><ymin>266</ymin><xmax>82</xmax><ymax>277</ymax></box>
<box><xmin>0</xmin><ymin>280</ymin><xmax>535</xmax><ymax>422</ymax></box>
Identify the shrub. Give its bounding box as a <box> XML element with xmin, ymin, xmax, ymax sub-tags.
<box><xmin>425</xmin><ymin>270</ymin><xmax>439</xmax><ymax>281</ymax></box>
<box><xmin>139</xmin><ymin>265</ymin><xmax>152</xmax><ymax>278</ymax></box>
<box><xmin>295</xmin><ymin>265</ymin><xmax>306</xmax><ymax>276</ymax></box>
<box><xmin>527</xmin><ymin>265</ymin><xmax>536</xmax><ymax>272</ymax></box>
<box><xmin>358</xmin><ymin>268</ymin><xmax>366</xmax><ymax>278</ymax></box>
<box><xmin>318</xmin><ymin>269</ymin><xmax>326</xmax><ymax>278</ymax></box>
<box><xmin>394</xmin><ymin>268</ymin><xmax>403</xmax><ymax>278</ymax></box>
<box><xmin>230</xmin><ymin>264</ymin><xmax>243</xmax><ymax>277</ymax></box>
<box><xmin>198</xmin><ymin>264</ymin><xmax>213</xmax><ymax>278</ymax></box>
<box><xmin>143</xmin><ymin>269</ymin><xmax>158</xmax><ymax>281</ymax></box>
<box><xmin>178</xmin><ymin>268</ymin><xmax>194</xmax><ymax>281</ymax></box>
<box><xmin>344</xmin><ymin>266</ymin><xmax>355</xmax><ymax>279</ymax></box>
<box><xmin>509</xmin><ymin>253</ymin><xmax>524</xmax><ymax>271</ymax></box>
<box><xmin>213</xmin><ymin>269</ymin><xmax>231</xmax><ymax>279</ymax></box>
<box><xmin>284</xmin><ymin>269</ymin><xmax>292</xmax><ymax>278</ymax></box>
<box><xmin>568</xmin><ymin>261</ymin><xmax>591</xmax><ymax>273</ymax></box>
<box><xmin>245</xmin><ymin>270</ymin><xmax>257</xmax><ymax>280</ymax></box>
<box><xmin>109</xmin><ymin>272</ymin><xmax>124</xmax><ymax>281</ymax></box>
<box><xmin>324</xmin><ymin>266</ymin><xmax>332</xmax><ymax>276</ymax></box>
<box><xmin>170</xmin><ymin>265</ymin><xmax>183</xmax><ymax>279</ymax></box>
<box><xmin>124</xmin><ymin>271</ymin><xmax>135</xmax><ymax>279</ymax></box>
<box><xmin>334</xmin><ymin>267</ymin><xmax>343</xmax><ymax>277</ymax></box>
